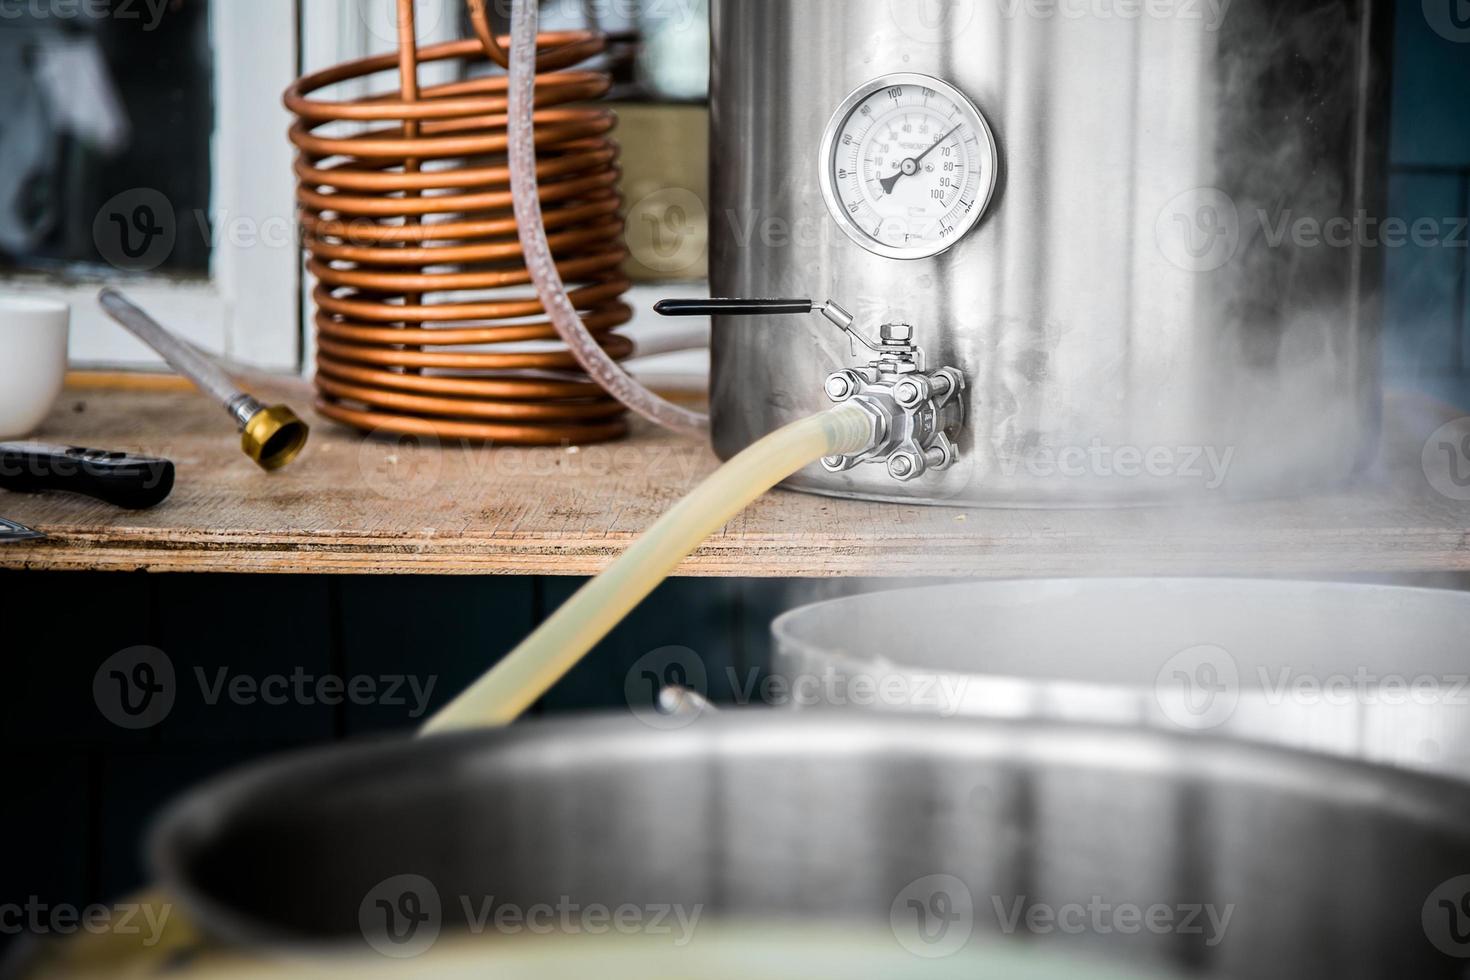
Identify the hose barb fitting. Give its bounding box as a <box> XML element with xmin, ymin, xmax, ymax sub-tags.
<box><xmin>820</xmin><ymin>319</ymin><xmax>965</xmax><ymax>483</ymax></box>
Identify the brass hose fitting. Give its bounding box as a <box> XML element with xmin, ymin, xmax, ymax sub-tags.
<box><xmin>99</xmin><ymin>289</ymin><xmax>311</xmax><ymax>472</ymax></box>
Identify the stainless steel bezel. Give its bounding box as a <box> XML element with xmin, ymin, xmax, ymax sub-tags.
<box><xmin>818</xmin><ymin>72</ymin><xmax>999</xmax><ymax>261</ymax></box>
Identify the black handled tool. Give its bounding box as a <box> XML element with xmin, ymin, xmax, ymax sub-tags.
<box><xmin>656</xmin><ymin>297</ymin><xmax>877</xmax><ymax>351</ymax></box>
<box><xmin>654</xmin><ymin>298</ymin><xmax>817</xmax><ymax>317</ymax></box>
<box><xmin>0</xmin><ymin>516</ymin><xmax>44</xmax><ymax>544</ymax></box>
<box><xmin>0</xmin><ymin>443</ymin><xmax>175</xmax><ymax>510</ymax></box>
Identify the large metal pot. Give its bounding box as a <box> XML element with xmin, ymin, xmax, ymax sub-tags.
<box><xmin>153</xmin><ymin>714</ymin><xmax>1470</xmax><ymax>978</ymax></box>
<box><xmin>774</xmin><ymin>579</ymin><xmax>1470</xmax><ymax>778</ymax></box>
<box><xmin>709</xmin><ymin>0</ymin><xmax>1392</xmax><ymax>505</ymax></box>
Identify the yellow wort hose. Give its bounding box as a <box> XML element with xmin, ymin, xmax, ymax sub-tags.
<box><xmin>422</xmin><ymin>404</ymin><xmax>876</xmax><ymax>733</ymax></box>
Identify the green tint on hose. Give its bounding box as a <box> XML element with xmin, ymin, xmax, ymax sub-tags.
<box><xmin>422</xmin><ymin>404</ymin><xmax>876</xmax><ymax>734</ymax></box>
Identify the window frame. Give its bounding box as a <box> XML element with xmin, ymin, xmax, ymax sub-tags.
<box><xmin>3</xmin><ymin>0</ymin><xmax>302</xmax><ymax>372</ymax></box>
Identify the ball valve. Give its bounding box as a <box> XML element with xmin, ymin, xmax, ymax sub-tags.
<box><xmin>655</xmin><ymin>298</ymin><xmax>965</xmax><ymax>483</ymax></box>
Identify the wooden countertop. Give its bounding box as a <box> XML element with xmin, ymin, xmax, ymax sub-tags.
<box><xmin>2</xmin><ymin>376</ymin><xmax>1468</xmax><ymax>577</ymax></box>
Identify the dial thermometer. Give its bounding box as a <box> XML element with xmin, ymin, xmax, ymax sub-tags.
<box><xmin>819</xmin><ymin>73</ymin><xmax>999</xmax><ymax>260</ymax></box>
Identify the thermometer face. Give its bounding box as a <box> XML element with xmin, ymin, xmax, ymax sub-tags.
<box><xmin>819</xmin><ymin>73</ymin><xmax>998</xmax><ymax>261</ymax></box>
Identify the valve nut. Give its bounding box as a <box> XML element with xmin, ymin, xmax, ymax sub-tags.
<box><xmin>880</xmin><ymin>323</ymin><xmax>914</xmax><ymax>344</ymax></box>
<box><xmin>887</xmin><ymin>450</ymin><xmax>927</xmax><ymax>483</ymax></box>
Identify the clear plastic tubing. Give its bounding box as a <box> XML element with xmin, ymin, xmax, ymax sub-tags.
<box><xmin>422</xmin><ymin>403</ymin><xmax>875</xmax><ymax>734</ymax></box>
<box><xmin>505</xmin><ymin>0</ymin><xmax>709</xmax><ymax>437</ymax></box>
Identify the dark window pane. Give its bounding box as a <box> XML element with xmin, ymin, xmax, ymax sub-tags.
<box><xmin>0</xmin><ymin>0</ymin><xmax>213</xmax><ymax>276</ymax></box>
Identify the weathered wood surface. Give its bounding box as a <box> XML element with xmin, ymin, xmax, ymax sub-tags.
<box><xmin>2</xmin><ymin>377</ymin><xmax>1468</xmax><ymax>577</ymax></box>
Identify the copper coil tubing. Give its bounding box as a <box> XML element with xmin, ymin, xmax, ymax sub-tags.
<box><xmin>285</xmin><ymin>0</ymin><xmax>633</xmax><ymax>445</ymax></box>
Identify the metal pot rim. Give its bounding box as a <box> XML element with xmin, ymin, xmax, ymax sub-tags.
<box><xmin>149</xmin><ymin>711</ymin><xmax>1470</xmax><ymax>952</ymax></box>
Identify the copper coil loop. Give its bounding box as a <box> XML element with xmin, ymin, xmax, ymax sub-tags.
<box><xmin>285</xmin><ymin>0</ymin><xmax>633</xmax><ymax>445</ymax></box>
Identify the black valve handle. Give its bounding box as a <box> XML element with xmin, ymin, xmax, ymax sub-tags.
<box><xmin>0</xmin><ymin>443</ymin><xmax>175</xmax><ymax>510</ymax></box>
<box><xmin>654</xmin><ymin>298</ymin><xmax>815</xmax><ymax>317</ymax></box>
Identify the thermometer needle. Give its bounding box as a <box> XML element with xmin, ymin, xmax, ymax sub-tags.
<box><xmin>880</xmin><ymin>125</ymin><xmax>963</xmax><ymax>195</ymax></box>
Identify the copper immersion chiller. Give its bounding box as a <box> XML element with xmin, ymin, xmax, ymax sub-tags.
<box><xmin>285</xmin><ymin>0</ymin><xmax>634</xmax><ymax>446</ymax></box>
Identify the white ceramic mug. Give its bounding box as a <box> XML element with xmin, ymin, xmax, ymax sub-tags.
<box><xmin>0</xmin><ymin>296</ymin><xmax>70</xmax><ymax>440</ymax></box>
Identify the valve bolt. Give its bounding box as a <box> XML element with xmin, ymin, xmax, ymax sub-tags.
<box><xmin>894</xmin><ymin>379</ymin><xmax>927</xmax><ymax>409</ymax></box>
<box><xmin>887</xmin><ymin>452</ymin><xmax>926</xmax><ymax>482</ymax></box>
<box><xmin>825</xmin><ymin>372</ymin><xmax>859</xmax><ymax>402</ymax></box>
